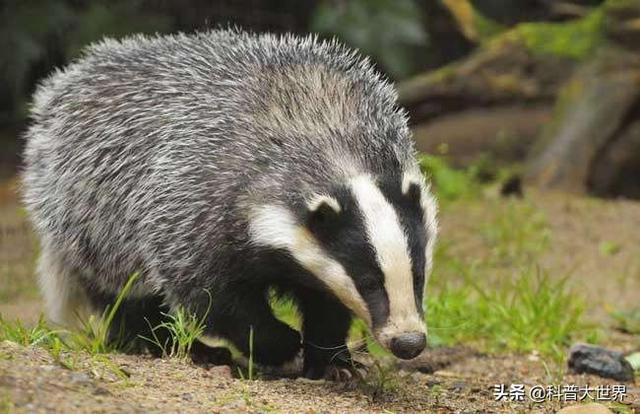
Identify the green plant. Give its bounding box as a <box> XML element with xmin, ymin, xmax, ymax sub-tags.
<box><xmin>89</xmin><ymin>354</ymin><xmax>131</xmax><ymax>382</ymax></box>
<box><xmin>357</xmin><ymin>360</ymin><xmax>401</xmax><ymax>402</ymax></box>
<box><xmin>612</xmin><ymin>308</ymin><xmax>640</xmax><ymax>335</ymax></box>
<box><xmin>427</xmin><ymin>267</ymin><xmax>594</xmax><ymax>361</ymax></box>
<box><xmin>419</xmin><ymin>154</ymin><xmax>480</xmax><ymax>201</ymax></box>
<box><xmin>236</xmin><ymin>326</ymin><xmax>257</xmax><ymax>381</ymax></box>
<box><xmin>248</xmin><ymin>326</ymin><xmax>255</xmax><ymax>381</ymax></box>
<box><xmin>599</xmin><ymin>240</ymin><xmax>621</xmax><ymax>256</ymax></box>
<box><xmin>481</xmin><ymin>200</ymin><xmax>551</xmax><ymax>264</ymax></box>
<box><xmin>268</xmin><ymin>290</ymin><xmax>301</xmax><ymax>330</ymax></box>
<box><xmin>0</xmin><ymin>315</ymin><xmax>59</xmax><ymax>348</ymax></box>
<box><xmin>141</xmin><ymin>301</ymin><xmax>209</xmax><ymax>360</ymax></box>
<box><xmin>68</xmin><ymin>272</ymin><xmax>141</xmax><ymax>354</ymax></box>
<box><xmin>48</xmin><ymin>336</ymin><xmax>77</xmax><ymax>370</ymax></box>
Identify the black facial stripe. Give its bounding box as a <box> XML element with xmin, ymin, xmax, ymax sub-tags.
<box><xmin>377</xmin><ymin>176</ymin><xmax>428</xmax><ymax>315</ymax></box>
<box><xmin>301</xmin><ymin>186</ymin><xmax>390</xmax><ymax>328</ymax></box>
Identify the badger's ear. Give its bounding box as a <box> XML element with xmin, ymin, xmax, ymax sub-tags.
<box><xmin>306</xmin><ymin>195</ymin><xmax>341</xmax><ymax>226</ymax></box>
<box><xmin>401</xmin><ymin>175</ymin><xmax>422</xmax><ymax>203</ymax></box>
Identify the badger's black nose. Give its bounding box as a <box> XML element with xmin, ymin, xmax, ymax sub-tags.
<box><xmin>390</xmin><ymin>332</ymin><xmax>426</xmax><ymax>359</ymax></box>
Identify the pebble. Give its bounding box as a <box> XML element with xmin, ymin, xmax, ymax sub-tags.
<box><xmin>450</xmin><ymin>380</ymin><xmax>466</xmax><ymax>392</ymax></box>
<box><xmin>557</xmin><ymin>402</ymin><xmax>613</xmax><ymax>414</ymax></box>
<box><xmin>567</xmin><ymin>343</ymin><xmax>635</xmax><ymax>382</ymax></box>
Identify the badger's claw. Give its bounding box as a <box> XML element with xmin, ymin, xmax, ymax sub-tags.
<box><xmin>322</xmin><ymin>360</ymin><xmax>368</xmax><ymax>382</ymax></box>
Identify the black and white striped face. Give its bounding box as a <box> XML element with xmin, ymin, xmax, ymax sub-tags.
<box><xmin>249</xmin><ymin>171</ymin><xmax>438</xmax><ymax>360</ymax></box>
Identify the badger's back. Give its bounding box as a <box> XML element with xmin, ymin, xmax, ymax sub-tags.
<box><xmin>23</xmin><ymin>30</ymin><xmax>417</xmax><ymax>295</ymax></box>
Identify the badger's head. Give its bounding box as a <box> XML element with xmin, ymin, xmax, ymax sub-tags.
<box><xmin>248</xmin><ymin>170</ymin><xmax>438</xmax><ymax>360</ymax></box>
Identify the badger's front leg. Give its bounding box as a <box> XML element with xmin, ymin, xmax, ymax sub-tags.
<box><xmin>296</xmin><ymin>289</ymin><xmax>355</xmax><ymax>380</ymax></box>
<box><xmin>210</xmin><ymin>290</ymin><xmax>302</xmax><ymax>367</ymax></box>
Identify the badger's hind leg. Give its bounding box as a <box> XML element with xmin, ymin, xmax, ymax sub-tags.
<box><xmin>84</xmin><ymin>290</ymin><xmax>173</xmax><ymax>355</ymax></box>
<box><xmin>37</xmin><ymin>247</ymin><xmax>93</xmax><ymax>330</ymax></box>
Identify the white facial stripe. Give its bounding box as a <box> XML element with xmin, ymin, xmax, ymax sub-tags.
<box><xmin>402</xmin><ymin>169</ymin><xmax>439</xmax><ymax>276</ymax></box>
<box><xmin>349</xmin><ymin>175</ymin><xmax>424</xmax><ymax>336</ymax></box>
<box><xmin>248</xmin><ymin>204</ymin><xmax>371</xmax><ymax>324</ymax></box>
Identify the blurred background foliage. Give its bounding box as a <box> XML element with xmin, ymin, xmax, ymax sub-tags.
<box><xmin>4</xmin><ymin>0</ymin><xmax>640</xmax><ymax>200</ymax></box>
<box><xmin>1</xmin><ymin>0</ymin><xmax>609</xmax><ymax>125</ymax></box>
<box><xmin>311</xmin><ymin>0</ymin><xmax>429</xmax><ymax>78</ymax></box>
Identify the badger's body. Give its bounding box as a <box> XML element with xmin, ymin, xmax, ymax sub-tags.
<box><xmin>23</xmin><ymin>30</ymin><xmax>437</xmax><ymax>378</ymax></box>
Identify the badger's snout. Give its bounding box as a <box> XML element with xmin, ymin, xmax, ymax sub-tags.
<box><xmin>389</xmin><ymin>331</ymin><xmax>426</xmax><ymax>359</ymax></box>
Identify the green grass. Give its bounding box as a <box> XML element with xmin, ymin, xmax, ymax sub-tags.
<box><xmin>419</xmin><ymin>154</ymin><xmax>480</xmax><ymax>202</ymax></box>
<box><xmin>481</xmin><ymin>200</ymin><xmax>551</xmax><ymax>264</ymax></box>
<box><xmin>268</xmin><ymin>290</ymin><xmax>301</xmax><ymax>330</ymax></box>
<box><xmin>235</xmin><ymin>326</ymin><xmax>256</xmax><ymax>381</ymax></box>
<box><xmin>423</xmin><ymin>174</ymin><xmax>595</xmax><ymax>361</ymax></box>
<box><xmin>141</xmin><ymin>304</ymin><xmax>209</xmax><ymax>360</ymax></box>
<box><xmin>1</xmin><ymin>271</ymin><xmax>210</xmax><ymax>375</ymax></box>
<box><xmin>0</xmin><ymin>315</ymin><xmax>59</xmax><ymax>348</ymax></box>
<box><xmin>612</xmin><ymin>308</ymin><xmax>640</xmax><ymax>335</ymax></box>
<box><xmin>1</xmin><ymin>272</ymin><xmax>142</xmax><ymax>359</ymax></box>
<box><xmin>357</xmin><ymin>360</ymin><xmax>401</xmax><ymax>402</ymax></box>
<box><xmin>67</xmin><ymin>272</ymin><xmax>141</xmax><ymax>354</ymax></box>
<box><xmin>599</xmin><ymin>240</ymin><xmax>622</xmax><ymax>256</ymax></box>
<box><xmin>427</xmin><ymin>268</ymin><xmax>594</xmax><ymax>361</ymax></box>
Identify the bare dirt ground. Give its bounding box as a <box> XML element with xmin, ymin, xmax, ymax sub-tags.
<box><xmin>1</xmin><ymin>178</ymin><xmax>639</xmax><ymax>413</ymax></box>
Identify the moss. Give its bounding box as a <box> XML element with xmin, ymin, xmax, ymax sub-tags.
<box><xmin>490</xmin><ymin>10</ymin><xmax>604</xmax><ymax>60</ymax></box>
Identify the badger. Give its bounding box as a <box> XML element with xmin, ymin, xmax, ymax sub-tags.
<box><xmin>22</xmin><ymin>29</ymin><xmax>438</xmax><ymax>379</ymax></box>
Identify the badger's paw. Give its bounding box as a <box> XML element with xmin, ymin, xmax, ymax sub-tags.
<box><xmin>303</xmin><ymin>359</ymin><xmax>368</xmax><ymax>382</ymax></box>
<box><xmin>253</xmin><ymin>349</ymin><xmax>303</xmax><ymax>378</ymax></box>
<box><xmin>324</xmin><ymin>362</ymin><xmax>368</xmax><ymax>382</ymax></box>
<box><xmin>190</xmin><ymin>341</ymin><xmax>233</xmax><ymax>366</ymax></box>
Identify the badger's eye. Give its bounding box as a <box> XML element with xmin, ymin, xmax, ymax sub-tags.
<box><xmin>359</xmin><ymin>275</ymin><xmax>383</xmax><ymax>292</ymax></box>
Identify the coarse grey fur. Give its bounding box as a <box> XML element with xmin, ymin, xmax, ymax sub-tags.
<box><xmin>22</xmin><ymin>29</ymin><xmax>437</xmax><ymax>376</ymax></box>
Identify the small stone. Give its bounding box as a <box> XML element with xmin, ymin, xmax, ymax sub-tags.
<box><xmin>450</xmin><ymin>380</ymin><xmax>466</xmax><ymax>392</ymax></box>
<box><xmin>568</xmin><ymin>343</ymin><xmax>635</xmax><ymax>382</ymax></box>
<box><xmin>557</xmin><ymin>402</ymin><xmax>613</xmax><ymax>414</ymax></box>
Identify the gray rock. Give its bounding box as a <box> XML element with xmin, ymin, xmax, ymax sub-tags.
<box><xmin>567</xmin><ymin>343</ymin><xmax>635</xmax><ymax>382</ymax></box>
